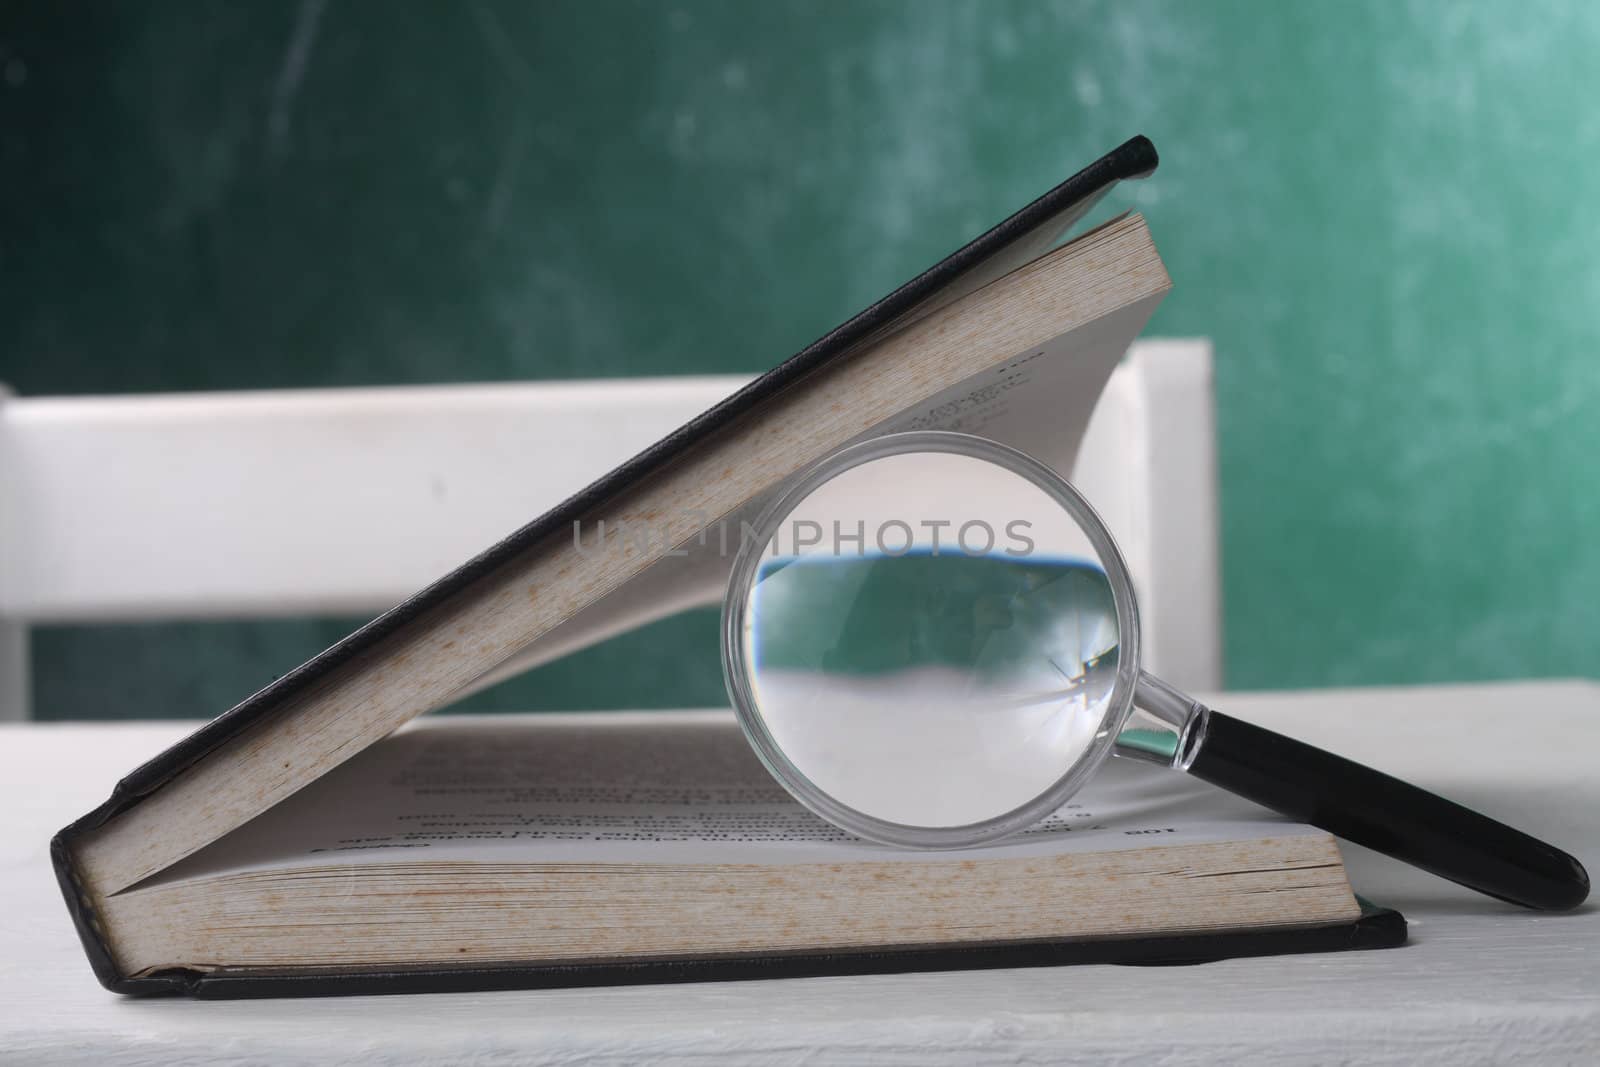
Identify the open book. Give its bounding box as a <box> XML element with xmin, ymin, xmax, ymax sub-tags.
<box><xmin>52</xmin><ymin>137</ymin><xmax>1405</xmax><ymax>995</ymax></box>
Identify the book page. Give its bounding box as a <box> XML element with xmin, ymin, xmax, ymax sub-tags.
<box><xmin>142</xmin><ymin>712</ymin><xmax>1324</xmax><ymax>888</ymax></box>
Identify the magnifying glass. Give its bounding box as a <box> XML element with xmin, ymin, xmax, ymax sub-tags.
<box><xmin>722</xmin><ymin>431</ymin><xmax>1588</xmax><ymax>911</ymax></box>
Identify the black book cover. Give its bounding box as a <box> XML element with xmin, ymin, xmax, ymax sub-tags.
<box><xmin>150</xmin><ymin>903</ymin><xmax>1408</xmax><ymax>1000</ymax></box>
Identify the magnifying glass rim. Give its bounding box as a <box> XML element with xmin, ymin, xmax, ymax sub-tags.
<box><xmin>721</xmin><ymin>429</ymin><xmax>1143</xmax><ymax>849</ymax></box>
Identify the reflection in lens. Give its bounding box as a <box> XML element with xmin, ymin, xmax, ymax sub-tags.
<box><xmin>742</xmin><ymin>548</ymin><xmax>1120</xmax><ymax>828</ymax></box>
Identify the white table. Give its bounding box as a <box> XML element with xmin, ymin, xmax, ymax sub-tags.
<box><xmin>4</xmin><ymin>681</ymin><xmax>1598</xmax><ymax>1065</ymax></box>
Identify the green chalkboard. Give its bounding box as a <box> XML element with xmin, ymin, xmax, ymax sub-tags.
<box><xmin>5</xmin><ymin>0</ymin><xmax>1598</xmax><ymax>719</ymax></box>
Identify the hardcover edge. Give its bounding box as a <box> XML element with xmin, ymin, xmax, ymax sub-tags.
<box><xmin>52</xmin><ymin>136</ymin><xmax>1161</xmax><ymax>993</ymax></box>
<box><xmin>103</xmin><ymin>903</ymin><xmax>1412</xmax><ymax>1000</ymax></box>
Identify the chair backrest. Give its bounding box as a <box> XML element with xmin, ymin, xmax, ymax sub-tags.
<box><xmin>0</xmin><ymin>339</ymin><xmax>1219</xmax><ymax>719</ymax></box>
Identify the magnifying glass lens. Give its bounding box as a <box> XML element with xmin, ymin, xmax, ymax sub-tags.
<box><xmin>730</xmin><ymin>445</ymin><xmax>1127</xmax><ymax>834</ymax></box>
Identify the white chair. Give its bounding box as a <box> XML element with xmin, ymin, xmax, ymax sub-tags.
<box><xmin>0</xmin><ymin>340</ymin><xmax>1219</xmax><ymax>720</ymax></box>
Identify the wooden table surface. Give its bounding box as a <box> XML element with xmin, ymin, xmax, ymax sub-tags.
<box><xmin>3</xmin><ymin>680</ymin><xmax>1597</xmax><ymax>1065</ymax></box>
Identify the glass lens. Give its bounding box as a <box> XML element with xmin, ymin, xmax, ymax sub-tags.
<box><xmin>728</xmin><ymin>441</ymin><xmax>1128</xmax><ymax>835</ymax></box>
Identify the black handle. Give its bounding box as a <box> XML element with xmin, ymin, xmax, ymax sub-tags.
<box><xmin>1186</xmin><ymin>710</ymin><xmax>1589</xmax><ymax>911</ymax></box>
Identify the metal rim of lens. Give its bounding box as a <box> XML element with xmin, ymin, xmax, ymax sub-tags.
<box><xmin>721</xmin><ymin>430</ymin><xmax>1143</xmax><ymax>849</ymax></box>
